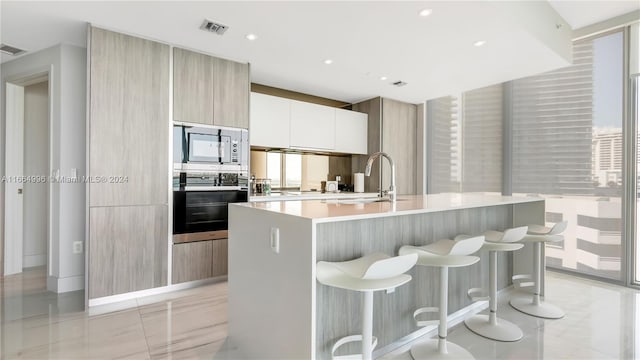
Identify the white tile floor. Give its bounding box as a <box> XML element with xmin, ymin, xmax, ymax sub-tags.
<box><xmin>381</xmin><ymin>271</ymin><xmax>639</xmax><ymax>360</ymax></box>
<box><xmin>1</xmin><ymin>269</ymin><xmax>638</xmax><ymax>359</ymax></box>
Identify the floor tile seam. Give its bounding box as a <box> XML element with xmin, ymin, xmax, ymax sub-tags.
<box><xmin>136</xmin><ymin>304</ymin><xmax>154</xmax><ymax>357</ymax></box>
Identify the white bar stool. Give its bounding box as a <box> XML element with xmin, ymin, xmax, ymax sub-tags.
<box><xmin>510</xmin><ymin>221</ymin><xmax>567</xmax><ymax>319</ymax></box>
<box><xmin>399</xmin><ymin>235</ymin><xmax>485</xmax><ymax>360</ymax></box>
<box><xmin>461</xmin><ymin>226</ymin><xmax>528</xmax><ymax>342</ymax></box>
<box><xmin>316</xmin><ymin>252</ymin><xmax>418</xmax><ymax>360</ymax></box>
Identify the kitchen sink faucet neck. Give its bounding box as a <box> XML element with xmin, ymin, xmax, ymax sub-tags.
<box><xmin>364</xmin><ymin>152</ymin><xmax>396</xmax><ymax>203</ymax></box>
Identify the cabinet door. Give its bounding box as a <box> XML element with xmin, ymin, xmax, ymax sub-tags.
<box><xmin>89</xmin><ymin>205</ymin><xmax>168</xmax><ymax>298</ymax></box>
<box><xmin>213</xmin><ymin>57</ymin><xmax>250</xmax><ymax>128</ymax></box>
<box><xmin>172</xmin><ymin>241</ymin><xmax>214</xmax><ymax>284</ymax></box>
<box><xmin>211</xmin><ymin>238</ymin><xmax>228</xmax><ymax>277</ymax></box>
<box><xmin>335</xmin><ymin>108</ymin><xmax>368</xmax><ymax>154</ymax></box>
<box><xmin>290</xmin><ymin>100</ymin><xmax>335</xmax><ymax>150</ymax></box>
<box><xmin>250</xmin><ymin>92</ymin><xmax>290</xmax><ymax>148</ymax></box>
<box><xmin>173</xmin><ymin>48</ymin><xmax>214</xmax><ymax>125</ymax></box>
<box><xmin>90</xmin><ymin>27</ymin><xmax>169</xmax><ymax>207</ymax></box>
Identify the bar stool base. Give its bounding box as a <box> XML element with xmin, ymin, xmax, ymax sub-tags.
<box><xmin>410</xmin><ymin>339</ymin><xmax>474</xmax><ymax>360</ymax></box>
<box><xmin>510</xmin><ymin>297</ymin><xmax>564</xmax><ymax>319</ymax></box>
<box><xmin>464</xmin><ymin>314</ymin><xmax>523</xmax><ymax>342</ymax></box>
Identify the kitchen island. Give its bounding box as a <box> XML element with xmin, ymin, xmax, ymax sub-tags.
<box><xmin>228</xmin><ymin>193</ymin><xmax>544</xmax><ymax>359</ymax></box>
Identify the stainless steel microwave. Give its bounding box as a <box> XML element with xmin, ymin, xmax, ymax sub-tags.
<box><xmin>173</xmin><ymin>123</ymin><xmax>248</xmax><ymax>172</ymax></box>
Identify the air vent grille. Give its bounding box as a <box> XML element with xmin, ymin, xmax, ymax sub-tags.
<box><xmin>200</xmin><ymin>19</ymin><xmax>229</xmax><ymax>35</ymax></box>
<box><xmin>392</xmin><ymin>81</ymin><xmax>408</xmax><ymax>87</ymax></box>
<box><xmin>0</xmin><ymin>44</ymin><xmax>26</xmax><ymax>56</ymax></box>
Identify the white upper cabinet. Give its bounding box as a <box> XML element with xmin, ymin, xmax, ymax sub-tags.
<box><xmin>249</xmin><ymin>92</ymin><xmax>368</xmax><ymax>154</ymax></box>
<box><xmin>335</xmin><ymin>108</ymin><xmax>368</xmax><ymax>155</ymax></box>
<box><xmin>289</xmin><ymin>100</ymin><xmax>336</xmax><ymax>150</ymax></box>
<box><xmin>250</xmin><ymin>93</ymin><xmax>290</xmax><ymax>148</ymax></box>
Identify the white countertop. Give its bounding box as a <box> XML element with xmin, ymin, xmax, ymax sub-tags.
<box><xmin>249</xmin><ymin>191</ymin><xmax>379</xmax><ymax>202</ymax></box>
<box><xmin>235</xmin><ymin>193</ymin><xmax>544</xmax><ymax>223</ymax></box>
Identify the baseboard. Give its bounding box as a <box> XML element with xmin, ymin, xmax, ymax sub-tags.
<box><xmin>87</xmin><ymin>276</ymin><xmax>226</xmax><ymax>307</ymax></box>
<box><xmin>47</xmin><ymin>275</ymin><xmax>85</xmax><ymax>293</ymax></box>
<box><xmin>23</xmin><ymin>254</ymin><xmax>46</xmax><ymax>268</ymax></box>
<box><xmin>375</xmin><ymin>300</ymin><xmax>489</xmax><ymax>358</ymax></box>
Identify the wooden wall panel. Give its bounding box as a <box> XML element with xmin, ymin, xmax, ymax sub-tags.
<box><xmin>382</xmin><ymin>98</ymin><xmax>417</xmax><ymax>195</ymax></box>
<box><xmin>351</xmin><ymin>97</ymin><xmax>381</xmax><ymax>193</ymax></box>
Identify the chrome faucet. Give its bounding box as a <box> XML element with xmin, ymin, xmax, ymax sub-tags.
<box><xmin>364</xmin><ymin>152</ymin><xmax>396</xmax><ymax>202</ymax></box>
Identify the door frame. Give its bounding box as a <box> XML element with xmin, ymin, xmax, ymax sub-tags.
<box><xmin>2</xmin><ymin>68</ymin><xmax>52</xmax><ymax>277</ymax></box>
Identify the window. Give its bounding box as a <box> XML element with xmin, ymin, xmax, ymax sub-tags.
<box><xmin>511</xmin><ymin>31</ymin><xmax>624</xmax><ymax>281</ymax></box>
<box><xmin>427</xmin><ymin>84</ymin><xmax>503</xmax><ymax>194</ymax></box>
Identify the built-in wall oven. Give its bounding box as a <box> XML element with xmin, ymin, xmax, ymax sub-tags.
<box><xmin>172</xmin><ymin>123</ymin><xmax>249</xmax><ymax>243</ymax></box>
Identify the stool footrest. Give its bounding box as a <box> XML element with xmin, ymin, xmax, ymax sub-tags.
<box><xmin>331</xmin><ymin>334</ymin><xmax>378</xmax><ymax>360</ymax></box>
<box><xmin>413</xmin><ymin>307</ymin><xmax>440</xmax><ymax>327</ymax></box>
<box><xmin>467</xmin><ymin>287</ymin><xmax>490</xmax><ymax>302</ymax></box>
<box><xmin>512</xmin><ymin>274</ymin><xmax>535</xmax><ymax>288</ymax></box>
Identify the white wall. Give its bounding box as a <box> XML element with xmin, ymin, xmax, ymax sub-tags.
<box><xmin>23</xmin><ymin>81</ymin><xmax>49</xmax><ymax>268</ymax></box>
<box><xmin>1</xmin><ymin>43</ymin><xmax>86</xmax><ymax>292</ymax></box>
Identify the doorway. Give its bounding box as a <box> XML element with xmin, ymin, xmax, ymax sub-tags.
<box><xmin>3</xmin><ymin>73</ymin><xmax>50</xmax><ymax>285</ymax></box>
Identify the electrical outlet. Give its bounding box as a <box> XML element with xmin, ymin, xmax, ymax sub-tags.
<box><xmin>73</xmin><ymin>241</ymin><xmax>83</xmax><ymax>254</ymax></box>
<box><xmin>270</xmin><ymin>227</ymin><xmax>280</xmax><ymax>254</ymax></box>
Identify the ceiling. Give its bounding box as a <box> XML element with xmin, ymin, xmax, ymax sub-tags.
<box><xmin>1</xmin><ymin>1</ymin><xmax>627</xmax><ymax>104</ymax></box>
<box><xmin>548</xmin><ymin>0</ymin><xmax>639</xmax><ymax>30</ymax></box>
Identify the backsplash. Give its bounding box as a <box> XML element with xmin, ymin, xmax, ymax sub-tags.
<box><xmin>250</xmin><ymin>150</ymin><xmax>353</xmax><ymax>191</ymax></box>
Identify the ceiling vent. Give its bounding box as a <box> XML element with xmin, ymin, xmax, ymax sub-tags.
<box><xmin>200</xmin><ymin>19</ymin><xmax>229</xmax><ymax>35</ymax></box>
<box><xmin>392</xmin><ymin>81</ymin><xmax>408</xmax><ymax>87</ymax></box>
<box><xmin>0</xmin><ymin>44</ymin><xmax>26</xmax><ymax>56</ymax></box>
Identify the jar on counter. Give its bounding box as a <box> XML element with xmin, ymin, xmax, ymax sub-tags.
<box><xmin>254</xmin><ymin>178</ymin><xmax>272</xmax><ymax>195</ymax></box>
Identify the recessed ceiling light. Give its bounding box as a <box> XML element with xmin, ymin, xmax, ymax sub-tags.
<box><xmin>324</xmin><ymin>59</ymin><xmax>333</xmax><ymax>65</ymax></box>
<box><xmin>419</xmin><ymin>8</ymin><xmax>433</xmax><ymax>17</ymax></box>
<box><xmin>380</xmin><ymin>76</ymin><xmax>388</xmax><ymax>81</ymax></box>
<box><xmin>245</xmin><ymin>33</ymin><xmax>257</xmax><ymax>41</ymax></box>
<box><xmin>473</xmin><ymin>40</ymin><xmax>486</xmax><ymax>47</ymax></box>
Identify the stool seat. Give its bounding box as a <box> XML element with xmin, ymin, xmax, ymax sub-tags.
<box><xmin>317</xmin><ymin>252</ymin><xmax>418</xmax><ymax>292</ymax></box>
<box><xmin>527</xmin><ymin>222</ymin><xmax>567</xmax><ymax>235</ymax></box>
<box><xmin>399</xmin><ymin>235</ymin><xmax>485</xmax><ymax>268</ymax></box>
<box><xmin>520</xmin><ymin>234</ymin><xmax>563</xmax><ymax>243</ymax></box>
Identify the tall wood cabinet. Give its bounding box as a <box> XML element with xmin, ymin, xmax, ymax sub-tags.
<box><xmin>88</xmin><ymin>27</ymin><xmax>169</xmax><ymax>299</ymax></box>
<box><xmin>352</xmin><ymin>97</ymin><xmax>417</xmax><ymax>195</ymax></box>
<box><xmin>173</xmin><ymin>48</ymin><xmax>249</xmax><ymax>128</ymax></box>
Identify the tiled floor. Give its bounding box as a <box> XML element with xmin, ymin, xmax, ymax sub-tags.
<box><xmin>1</xmin><ymin>269</ymin><xmax>638</xmax><ymax>359</ymax></box>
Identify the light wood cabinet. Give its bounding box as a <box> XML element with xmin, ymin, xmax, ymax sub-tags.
<box><xmin>88</xmin><ymin>27</ymin><xmax>170</xmax><ymax>299</ymax></box>
<box><xmin>172</xmin><ymin>238</ymin><xmax>228</xmax><ymax>284</ymax></box>
<box><xmin>290</xmin><ymin>100</ymin><xmax>336</xmax><ymax>150</ymax></box>
<box><xmin>89</xmin><ymin>205</ymin><xmax>168</xmax><ymax>299</ymax></box>
<box><xmin>89</xmin><ymin>27</ymin><xmax>169</xmax><ymax>207</ymax></box>
<box><xmin>173</xmin><ymin>48</ymin><xmax>214</xmax><ymax>125</ymax></box>
<box><xmin>213</xmin><ymin>57</ymin><xmax>250</xmax><ymax>128</ymax></box>
<box><xmin>381</xmin><ymin>98</ymin><xmax>417</xmax><ymax>195</ymax></box>
<box><xmin>173</xmin><ymin>47</ymin><xmax>249</xmax><ymax>128</ymax></box>
<box><xmin>335</xmin><ymin>108</ymin><xmax>368</xmax><ymax>154</ymax></box>
<box><xmin>211</xmin><ymin>239</ymin><xmax>228</xmax><ymax>277</ymax></box>
<box><xmin>250</xmin><ymin>92</ymin><xmax>290</xmax><ymax>148</ymax></box>
<box><xmin>352</xmin><ymin>97</ymin><xmax>417</xmax><ymax>195</ymax></box>
<box><xmin>172</xmin><ymin>241</ymin><xmax>213</xmax><ymax>284</ymax></box>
